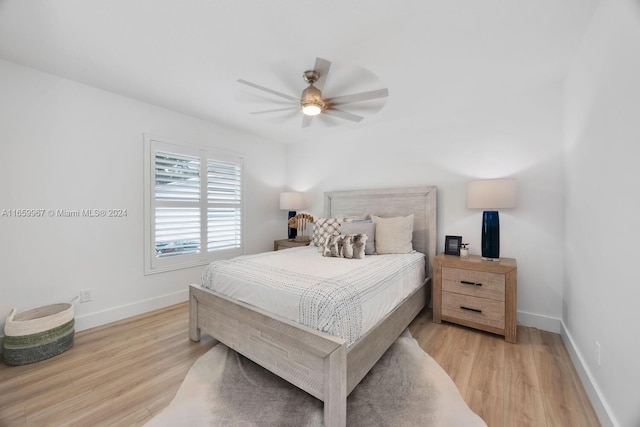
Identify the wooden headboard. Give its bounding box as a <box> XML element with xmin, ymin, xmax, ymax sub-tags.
<box><xmin>324</xmin><ymin>186</ymin><xmax>437</xmax><ymax>278</ymax></box>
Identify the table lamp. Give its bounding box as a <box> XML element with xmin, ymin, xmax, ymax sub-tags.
<box><xmin>280</xmin><ymin>192</ymin><xmax>305</xmax><ymax>239</ymax></box>
<box><xmin>466</xmin><ymin>179</ymin><xmax>517</xmax><ymax>261</ymax></box>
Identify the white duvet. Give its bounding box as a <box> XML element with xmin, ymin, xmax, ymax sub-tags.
<box><xmin>201</xmin><ymin>246</ymin><xmax>426</xmax><ymax>347</ymax></box>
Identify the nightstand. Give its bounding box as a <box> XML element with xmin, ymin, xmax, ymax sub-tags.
<box><xmin>433</xmin><ymin>253</ymin><xmax>517</xmax><ymax>343</ymax></box>
<box><xmin>273</xmin><ymin>238</ymin><xmax>311</xmax><ymax>251</ymax></box>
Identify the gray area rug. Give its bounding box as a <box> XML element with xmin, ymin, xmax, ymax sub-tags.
<box><xmin>146</xmin><ymin>330</ymin><xmax>487</xmax><ymax>426</ymax></box>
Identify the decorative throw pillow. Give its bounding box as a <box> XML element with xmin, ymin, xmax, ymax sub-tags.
<box><xmin>372</xmin><ymin>214</ymin><xmax>414</xmax><ymax>254</ymax></box>
<box><xmin>341</xmin><ymin>221</ymin><xmax>376</xmax><ymax>255</ymax></box>
<box><xmin>312</xmin><ymin>217</ymin><xmax>342</xmax><ymax>251</ymax></box>
<box><xmin>351</xmin><ymin>234</ymin><xmax>368</xmax><ymax>259</ymax></box>
<box><xmin>322</xmin><ymin>234</ymin><xmax>344</xmax><ymax>257</ymax></box>
<box><xmin>322</xmin><ymin>233</ymin><xmax>367</xmax><ymax>259</ymax></box>
<box><xmin>342</xmin><ymin>235</ymin><xmax>354</xmax><ymax>258</ymax></box>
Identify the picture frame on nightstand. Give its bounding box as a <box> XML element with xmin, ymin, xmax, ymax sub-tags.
<box><xmin>444</xmin><ymin>235</ymin><xmax>462</xmax><ymax>256</ymax></box>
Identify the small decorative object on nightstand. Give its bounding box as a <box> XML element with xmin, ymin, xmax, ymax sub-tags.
<box><xmin>288</xmin><ymin>213</ymin><xmax>314</xmax><ymax>242</ymax></box>
<box><xmin>280</xmin><ymin>192</ymin><xmax>305</xmax><ymax>240</ymax></box>
<box><xmin>273</xmin><ymin>238</ymin><xmax>311</xmax><ymax>251</ymax></box>
<box><xmin>433</xmin><ymin>253</ymin><xmax>517</xmax><ymax>343</ymax></box>
<box><xmin>460</xmin><ymin>243</ymin><xmax>469</xmax><ymax>258</ymax></box>
<box><xmin>444</xmin><ymin>235</ymin><xmax>462</xmax><ymax>256</ymax></box>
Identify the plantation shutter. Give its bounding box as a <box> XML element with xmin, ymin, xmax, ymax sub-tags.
<box><xmin>154</xmin><ymin>151</ymin><xmax>201</xmax><ymax>258</ymax></box>
<box><xmin>145</xmin><ymin>135</ymin><xmax>244</xmax><ymax>274</ymax></box>
<box><xmin>207</xmin><ymin>159</ymin><xmax>242</xmax><ymax>252</ymax></box>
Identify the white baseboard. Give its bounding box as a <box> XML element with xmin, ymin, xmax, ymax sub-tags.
<box><xmin>74</xmin><ymin>289</ymin><xmax>189</xmax><ymax>332</ymax></box>
<box><xmin>516</xmin><ymin>309</ymin><xmax>562</xmax><ymax>333</ymax></box>
<box><xmin>560</xmin><ymin>322</ymin><xmax>620</xmax><ymax>427</ymax></box>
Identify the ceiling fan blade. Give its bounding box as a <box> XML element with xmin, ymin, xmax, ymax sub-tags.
<box><xmin>301</xmin><ymin>115</ymin><xmax>313</xmax><ymax>128</ymax></box>
<box><xmin>325</xmin><ymin>88</ymin><xmax>389</xmax><ymax>106</ymax></box>
<box><xmin>324</xmin><ymin>108</ymin><xmax>364</xmax><ymax>123</ymax></box>
<box><xmin>237</xmin><ymin>79</ymin><xmax>300</xmax><ymax>103</ymax></box>
<box><xmin>250</xmin><ymin>106</ymin><xmax>300</xmax><ymax>115</ymax></box>
<box><xmin>312</xmin><ymin>57</ymin><xmax>331</xmax><ymax>92</ymax></box>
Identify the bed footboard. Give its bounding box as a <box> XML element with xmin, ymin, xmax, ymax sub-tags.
<box><xmin>189</xmin><ymin>284</ymin><xmax>348</xmax><ymax>426</ymax></box>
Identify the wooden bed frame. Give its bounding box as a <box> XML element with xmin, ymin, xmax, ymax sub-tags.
<box><xmin>189</xmin><ymin>186</ymin><xmax>437</xmax><ymax>426</ymax></box>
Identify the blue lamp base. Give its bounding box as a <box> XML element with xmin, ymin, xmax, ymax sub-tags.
<box><xmin>481</xmin><ymin>210</ymin><xmax>500</xmax><ymax>261</ymax></box>
<box><xmin>287</xmin><ymin>210</ymin><xmax>297</xmax><ymax>240</ymax></box>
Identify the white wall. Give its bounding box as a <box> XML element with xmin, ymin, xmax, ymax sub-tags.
<box><xmin>0</xmin><ymin>59</ymin><xmax>286</xmax><ymax>334</ymax></box>
<box><xmin>564</xmin><ymin>1</ymin><xmax>640</xmax><ymax>426</ymax></box>
<box><xmin>286</xmin><ymin>83</ymin><xmax>566</xmax><ymax>331</ymax></box>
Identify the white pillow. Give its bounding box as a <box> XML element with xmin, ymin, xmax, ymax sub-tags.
<box><xmin>372</xmin><ymin>214</ymin><xmax>414</xmax><ymax>254</ymax></box>
<box><xmin>340</xmin><ymin>215</ymin><xmax>370</xmax><ymax>222</ymax></box>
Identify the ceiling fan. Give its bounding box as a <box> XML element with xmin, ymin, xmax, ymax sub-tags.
<box><xmin>237</xmin><ymin>57</ymin><xmax>389</xmax><ymax>128</ymax></box>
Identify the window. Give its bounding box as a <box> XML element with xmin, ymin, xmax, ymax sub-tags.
<box><xmin>144</xmin><ymin>135</ymin><xmax>243</xmax><ymax>274</ymax></box>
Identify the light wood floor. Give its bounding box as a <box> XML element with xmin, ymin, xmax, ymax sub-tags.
<box><xmin>408</xmin><ymin>311</ymin><xmax>600</xmax><ymax>427</ymax></box>
<box><xmin>0</xmin><ymin>303</ymin><xmax>600</xmax><ymax>427</ymax></box>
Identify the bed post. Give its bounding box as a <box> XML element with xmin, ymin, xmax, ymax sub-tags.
<box><xmin>189</xmin><ymin>285</ymin><xmax>201</xmax><ymax>342</ymax></box>
<box><xmin>323</xmin><ymin>343</ymin><xmax>347</xmax><ymax>427</ymax></box>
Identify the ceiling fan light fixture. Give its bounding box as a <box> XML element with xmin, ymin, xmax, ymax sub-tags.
<box><xmin>301</xmin><ymin>84</ymin><xmax>324</xmax><ymax>116</ymax></box>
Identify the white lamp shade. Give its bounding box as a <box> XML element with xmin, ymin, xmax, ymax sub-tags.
<box><xmin>279</xmin><ymin>192</ymin><xmax>305</xmax><ymax>210</ymax></box>
<box><xmin>466</xmin><ymin>179</ymin><xmax>517</xmax><ymax>209</ymax></box>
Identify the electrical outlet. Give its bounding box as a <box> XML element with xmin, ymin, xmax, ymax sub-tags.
<box><xmin>595</xmin><ymin>341</ymin><xmax>601</xmax><ymax>366</ymax></box>
<box><xmin>79</xmin><ymin>289</ymin><xmax>92</xmax><ymax>303</ymax></box>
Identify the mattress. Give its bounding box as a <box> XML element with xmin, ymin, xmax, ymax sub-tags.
<box><xmin>201</xmin><ymin>246</ymin><xmax>426</xmax><ymax>347</ymax></box>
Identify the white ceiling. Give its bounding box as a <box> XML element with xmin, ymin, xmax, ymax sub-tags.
<box><xmin>0</xmin><ymin>0</ymin><xmax>599</xmax><ymax>145</ymax></box>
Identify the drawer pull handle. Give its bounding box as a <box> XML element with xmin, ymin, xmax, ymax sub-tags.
<box><xmin>460</xmin><ymin>280</ymin><xmax>482</xmax><ymax>287</ymax></box>
<box><xmin>460</xmin><ymin>306</ymin><xmax>482</xmax><ymax>314</ymax></box>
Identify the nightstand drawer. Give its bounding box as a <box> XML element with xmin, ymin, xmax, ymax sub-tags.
<box><xmin>442</xmin><ymin>266</ymin><xmax>505</xmax><ymax>301</ymax></box>
<box><xmin>442</xmin><ymin>292</ymin><xmax>505</xmax><ymax>330</ymax></box>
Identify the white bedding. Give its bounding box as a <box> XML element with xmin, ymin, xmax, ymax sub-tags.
<box><xmin>201</xmin><ymin>246</ymin><xmax>426</xmax><ymax>347</ymax></box>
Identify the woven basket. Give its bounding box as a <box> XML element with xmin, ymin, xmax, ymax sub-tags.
<box><xmin>3</xmin><ymin>297</ymin><xmax>79</xmax><ymax>366</ymax></box>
